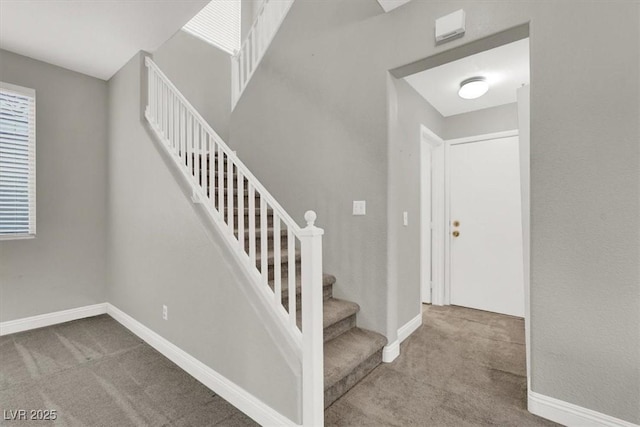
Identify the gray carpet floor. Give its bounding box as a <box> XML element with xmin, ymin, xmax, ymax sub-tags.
<box><xmin>324</xmin><ymin>305</ymin><xmax>558</xmax><ymax>426</ymax></box>
<box><xmin>0</xmin><ymin>315</ymin><xmax>257</xmax><ymax>426</ymax></box>
<box><xmin>1</xmin><ymin>306</ymin><xmax>558</xmax><ymax>426</ymax></box>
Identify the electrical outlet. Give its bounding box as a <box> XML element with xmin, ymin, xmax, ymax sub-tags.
<box><xmin>353</xmin><ymin>200</ymin><xmax>366</xmax><ymax>216</ymax></box>
<box><xmin>162</xmin><ymin>305</ymin><xmax>168</xmax><ymax>320</ymax></box>
<box><xmin>403</xmin><ymin>211</ymin><xmax>408</xmax><ymax>226</ymax></box>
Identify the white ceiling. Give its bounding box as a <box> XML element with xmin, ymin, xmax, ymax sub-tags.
<box><xmin>404</xmin><ymin>38</ymin><xmax>530</xmax><ymax>117</ymax></box>
<box><xmin>377</xmin><ymin>0</ymin><xmax>412</xmax><ymax>13</ymax></box>
<box><xmin>0</xmin><ymin>0</ymin><xmax>209</xmax><ymax>80</ymax></box>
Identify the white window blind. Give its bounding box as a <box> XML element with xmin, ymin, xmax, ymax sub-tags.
<box><xmin>183</xmin><ymin>0</ymin><xmax>241</xmax><ymax>55</ymax></box>
<box><xmin>0</xmin><ymin>82</ymin><xmax>36</xmax><ymax>239</ymax></box>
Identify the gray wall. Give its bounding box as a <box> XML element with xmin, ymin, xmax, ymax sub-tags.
<box><xmin>444</xmin><ymin>102</ymin><xmax>518</xmax><ymax>140</ymax></box>
<box><xmin>106</xmin><ymin>52</ymin><xmax>299</xmax><ymax>422</ymax></box>
<box><xmin>229</xmin><ymin>0</ymin><xmax>639</xmax><ymax>423</ymax></box>
<box><xmin>389</xmin><ymin>77</ymin><xmax>444</xmax><ymax>329</ymax></box>
<box><xmin>152</xmin><ymin>30</ymin><xmax>231</xmax><ymax>141</ymax></box>
<box><xmin>241</xmin><ymin>0</ymin><xmax>265</xmax><ymax>41</ymax></box>
<box><xmin>0</xmin><ymin>49</ymin><xmax>108</xmax><ymax>322</ymax></box>
<box><xmin>230</xmin><ymin>0</ymin><xmax>391</xmax><ymax>337</ymax></box>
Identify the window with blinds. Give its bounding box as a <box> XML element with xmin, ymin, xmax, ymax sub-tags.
<box><xmin>182</xmin><ymin>0</ymin><xmax>241</xmax><ymax>55</ymax></box>
<box><xmin>0</xmin><ymin>82</ymin><xmax>36</xmax><ymax>239</ymax></box>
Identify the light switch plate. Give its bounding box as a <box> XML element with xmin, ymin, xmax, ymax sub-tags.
<box><xmin>403</xmin><ymin>211</ymin><xmax>408</xmax><ymax>226</ymax></box>
<box><xmin>353</xmin><ymin>201</ymin><xmax>366</xmax><ymax>216</ymax></box>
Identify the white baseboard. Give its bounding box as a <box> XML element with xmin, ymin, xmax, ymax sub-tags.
<box><xmin>398</xmin><ymin>312</ymin><xmax>422</xmax><ymax>343</ymax></box>
<box><xmin>382</xmin><ymin>340</ymin><xmax>399</xmax><ymax>363</ymax></box>
<box><xmin>106</xmin><ymin>304</ymin><xmax>298</xmax><ymax>427</ymax></box>
<box><xmin>529</xmin><ymin>391</ymin><xmax>639</xmax><ymax>427</ymax></box>
<box><xmin>382</xmin><ymin>312</ymin><xmax>423</xmax><ymax>363</ymax></box>
<box><xmin>0</xmin><ymin>303</ymin><xmax>107</xmax><ymax>336</ymax></box>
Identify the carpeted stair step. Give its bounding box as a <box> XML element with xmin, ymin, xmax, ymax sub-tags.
<box><xmin>295</xmin><ymin>298</ymin><xmax>359</xmax><ymax>342</ymax></box>
<box><xmin>241</xmin><ymin>227</ymin><xmax>289</xmax><ymax>251</ymax></box>
<box><xmin>323</xmin><ymin>327</ymin><xmax>387</xmax><ymax>408</ymax></box>
<box><xmin>233</xmin><ymin>207</ymin><xmax>274</xmax><ymax>228</ymax></box>
<box><xmin>214</xmin><ymin>186</ymin><xmax>259</xmax><ymax>199</ymax></box>
<box><xmin>273</xmin><ymin>274</ymin><xmax>335</xmax><ymax>309</ymax></box>
<box><xmin>255</xmin><ymin>248</ymin><xmax>301</xmax><ymax>280</ymax></box>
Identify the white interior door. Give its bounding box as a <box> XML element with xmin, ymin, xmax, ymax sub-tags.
<box><xmin>449</xmin><ymin>136</ymin><xmax>524</xmax><ymax>317</ymax></box>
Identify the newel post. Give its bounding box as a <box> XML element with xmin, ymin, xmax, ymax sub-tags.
<box><xmin>299</xmin><ymin>210</ymin><xmax>324</xmax><ymax>426</ymax></box>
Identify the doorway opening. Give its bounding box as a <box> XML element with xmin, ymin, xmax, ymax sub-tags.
<box><xmin>387</xmin><ymin>23</ymin><xmax>531</xmax><ymax>389</ymax></box>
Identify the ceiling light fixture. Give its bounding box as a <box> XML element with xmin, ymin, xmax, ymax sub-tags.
<box><xmin>458</xmin><ymin>77</ymin><xmax>489</xmax><ymax>99</ymax></box>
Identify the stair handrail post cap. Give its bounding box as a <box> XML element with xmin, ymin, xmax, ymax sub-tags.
<box><xmin>305</xmin><ymin>210</ymin><xmax>316</xmax><ymax>226</ymax></box>
<box><xmin>300</xmin><ymin>211</ymin><xmax>324</xmax><ymax>236</ymax></box>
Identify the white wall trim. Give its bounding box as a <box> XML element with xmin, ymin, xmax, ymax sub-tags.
<box><xmin>105</xmin><ymin>304</ymin><xmax>298</xmax><ymax>427</ymax></box>
<box><xmin>382</xmin><ymin>340</ymin><xmax>400</xmax><ymax>363</ymax></box>
<box><xmin>528</xmin><ymin>391</ymin><xmax>639</xmax><ymax>427</ymax></box>
<box><xmin>446</xmin><ymin>129</ymin><xmax>519</xmax><ymax>146</ymax></box>
<box><xmin>383</xmin><ymin>311</ymin><xmax>423</xmax><ymax>363</ymax></box>
<box><xmin>421</xmin><ymin>125</ymin><xmax>446</xmax><ymax>306</ymax></box>
<box><xmin>398</xmin><ymin>312</ymin><xmax>422</xmax><ymax>343</ymax></box>
<box><xmin>0</xmin><ymin>303</ymin><xmax>107</xmax><ymax>336</ymax></box>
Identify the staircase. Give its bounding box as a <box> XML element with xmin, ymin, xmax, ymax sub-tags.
<box><xmin>144</xmin><ymin>57</ymin><xmax>386</xmax><ymax>424</ymax></box>
<box><xmin>201</xmin><ymin>151</ymin><xmax>388</xmax><ymax>409</ymax></box>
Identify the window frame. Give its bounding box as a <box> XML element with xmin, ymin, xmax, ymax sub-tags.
<box><xmin>0</xmin><ymin>81</ymin><xmax>36</xmax><ymax>240</ymax></box>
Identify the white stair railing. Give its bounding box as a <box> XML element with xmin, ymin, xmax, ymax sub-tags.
<box><xmin>145</xmin><ymin>57</ymin><xmax>323</xmax><ymax>426</ymax></box>
<box><xmin>231</xmin><ymin>0</ymin><xmax>295</xmax><ymax>109</ymax></box>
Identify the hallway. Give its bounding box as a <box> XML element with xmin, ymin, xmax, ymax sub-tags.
<box><xmin>325</xmin><ymin>305</ymin><xmax>558</xmax><ymax>426</ymax></box>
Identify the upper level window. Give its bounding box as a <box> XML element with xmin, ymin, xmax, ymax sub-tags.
<box><xmin>182</xmin><ymin>0</ymin><xmax>241</xmax><ymax>55</ymax></box>
<box><xmin>0</xmin><ymin>82</ymin><xmax>36</xmax><ymax>240</ymax></box>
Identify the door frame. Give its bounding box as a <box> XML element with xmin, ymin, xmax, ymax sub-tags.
<box><xmin>420</xmin><ymin>125</ymin><xmax>444</xmax><ymax>305</ymax></box>
<box><xmin>443</xmin><ymin>129</ymin><xmax>520</xmax><ymax>306</ymax></box>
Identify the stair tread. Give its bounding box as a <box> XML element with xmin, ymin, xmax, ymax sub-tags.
<box><xmin>295</xmin><ymin>297</ymin><xmax>359</xmax><ymax>329</ymax></box>
<box><xmin>241</xmin><ymin>226</ymin><xmax>287</xmax><ymax>237</ymax></box>
<box><xmin>234</xmin><ymin>207</ymin><xmax>273</xmax><ymax>214</ymax></box>
<box><xmin>270</xmin><ymin>273</ymin><xmax>335</xmax><ymax>290</ymax></box>
<box><xmin>324</xmin><ymin>327</ymin><xmax>387</xmax><ymax>390</ymax></box>
<box><xmin>255</xmin><ymin>248</ymin><xmax>300</xmax><ymax>264</ymax></box>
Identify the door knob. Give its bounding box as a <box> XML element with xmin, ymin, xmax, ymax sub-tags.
<box><xmin>453</xmin><ymin>220</ymin><xmax>460</xmax><ymax>227</ymax></box>
<box><xmin>452</xmin><ymin>230</ymin><xmax>460</xmax><ymax>237</ymax></box>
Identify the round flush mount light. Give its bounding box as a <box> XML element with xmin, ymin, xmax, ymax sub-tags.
<box><xmin>458</xmin><ymin>77</ymin><xmax>489</xmax><ymax>100</ymax></box>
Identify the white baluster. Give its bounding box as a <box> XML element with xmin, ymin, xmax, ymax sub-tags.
<box><xmin>186</xmin><ymin>114</ymin><xmax>192</xmax><ymax>173</ymax></box>
<box><xmin>260</xmin><ymin>196</ymin><xmax>268</xmax><ymax>286</ymax></box>
<box><xmin>274</xmin><ymin>214</ymin><xmax>281</xmax><ymax>307</ymax></box>
<box><xmin>162</xmin><ymin>83</ymin><xmax>167</xmax><ymax>139</ymax></box>
<box><xmin>180</xmin><ymin>105</ymin><xmax>185</xmax><ymax>163</ymax></box>
<box><xmin>155</xmin><ymin>73</ymin><xmax>160</xmax><ymax>126</ymax></box>
<box><xmin>174</xmin><ymin>96</ymin><xmax>179</xmax><ymax>153</ymax></box>
<box><xmin>227</xmin><ymin>152</ymin><xmax>234</xmax><ymax>233</ymax></box>
<box><xmin>251</xmin><ymin>32</ymin><xmax>257</xmax><ymax>69</ymax></box>
<box><xmin>217</xmin><ymin>146</ymin><xmax>224</xmax><ymax>219</ymax></box>
<box><xmin>239</xmin><ymin>55</ymin><xmax>245</xmax><ymax>95</ymax></box>
<box><xmin>208</xmin><ymin>137</ymin><xmax>213</xmax><ymax>202</ymax></box>
<box><xmin>159</xmin><ymin>80</ymin><xmax>163</xmax><ymax>136</ymax></box>
<box><xmin>147</xmin><ymin>65</ymin><xmax>153</xmax><ymax>119</ymax></box>
<box><xmin>194</xmin><ymin>123</ymin><xmax>200</xmax><ymax>182</ymax></box>
<box><xmin>168</xmin><ymin>92</ymin><xmax>173</xmax><ymax>149</ymax></box>
<box><xmin>152</xmin><ymin>72</ymin><xmax>157</xmax><ymax>124</ymax></box>
<box><xmin>201</xmin><ymin>126</ymin><xmax>206</xmax><ymax>190</ymax></box>
<box><xmin>237</xmin><ymin>171</ymin><xmax>244</xmax><ymax>250</ymax></box>
<box><xmin>288</xmin><ymin>229</ymin><xmax>296</xmax><ymax>327</ymax></box>
<box><xmin>300</xmin><ymin>211</ymin><xmax>324</xmax><ymax>427</ymax></box>
<box><xmin>243</xmin><ymin>48</ymin><xmax>250</xmax><ymax>87</ymax></box>
<box><xmin>248</xmin><ymin>183</ymin><xmax>256</xmax><ymax>266</ymax></box>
